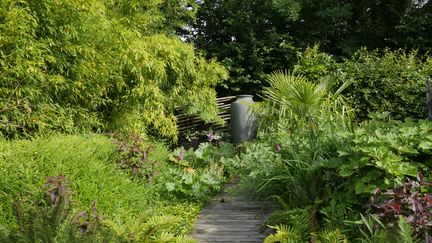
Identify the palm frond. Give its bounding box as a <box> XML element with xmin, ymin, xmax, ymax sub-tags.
<box><xmin>259</xmin><ymin>70</ymin><xmax>353</xmax><ymax>132</ymax></box>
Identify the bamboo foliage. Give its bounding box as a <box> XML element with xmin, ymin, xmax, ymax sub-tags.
<box><xmin>0</xmin><ymin>0</ymin><xmax>228</xmax><ymax>140</ymax></box>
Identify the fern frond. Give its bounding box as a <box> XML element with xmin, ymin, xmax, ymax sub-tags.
<box><xmin>398</xmin><ymin>216</ymin><xmax>416</xmax><ymax>243</ymax></box>
<box><xmin>139</xmin><ymin>215</ymin><xmax>180</xmax><ymax>241</ymax></box>
<box><xmin>152</xmin><ymin>232</ymin><xmax>195</xmax><ymax>243</ymax></box>
<box><xmin>319</xmin><ymin>228</ymin><xmax>348</xmax><ymax>243</ymax></box>
<box><xmin>103</xmin><ymin>219</ymin><xmax>126</xmax><ymax>237</ymax></box>
<box><xmin>289</xmin><ymin>210</ymin><xmax>310</xmax><ymax>240</ymax></box>
<box><xmin>152</xmin><ymin>232</ymin><xmax>177</xmax><ymax>242</ymax></box>
<box><xmin>264</xmin><ymin>225</ymin><xmax>303</xmax><ymax>243</ymax></box>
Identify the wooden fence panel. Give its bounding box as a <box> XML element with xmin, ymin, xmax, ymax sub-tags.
<box><xmin>176</xmin><ymin>96</ymin><xmax>237</xmax><ymax>135</ymax></box>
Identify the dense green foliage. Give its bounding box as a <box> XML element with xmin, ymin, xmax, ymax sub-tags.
<box><xmin>340</xmin><ymin>49</ymin><xmax>432</xmax><ymax>120</ymax></box>
<box><xmin>1</xmin><ymin>0</ymin><xmax>432</xmax><ymax>241</ymax></box>
<box><xmin>0</xmin><ymin>0</ymin><xmax>227</xmax><ymax>139</ymax></box>
<box><xmin>295</xmin><ymin>47</ymin><xmax>432</xmax><ymax>120</ymax></box>
<box><xmin>194</xmin><ymin>0</ymin><xmax>299</xmax><ymax>95</ymax></box>
<box><xmin>0</xmin><ymin>134</ymin><xmax>236</xmax><ymax>241</ymax></box>
<box><xmin>159</xmin><ymin>142</ymin><xmax>236</xmax><ymax>200</ymax></box>
<box><xmin>334</xmin><ymin>113</ymin><xmax>432</xmax><ymax>196</ymax></box>
<box><xmin>193</xmin><ymin>0</ymin><xmax>432</xmax><ymax>96</ymax></box>
<box><xmin>229</xmin><ymin>72</ymin><xmax>432</xmax><ymax>241</ymax></box>
<box><xmin>289</xmin><ymin>0</ymin><xmax>432</xmax><ymax>55</ymax></box>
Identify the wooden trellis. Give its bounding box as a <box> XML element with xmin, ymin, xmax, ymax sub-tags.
<box><xmin>175</xmin><ymin>96</ymin><xmax>237</xmax><ymax>135</ymax></box>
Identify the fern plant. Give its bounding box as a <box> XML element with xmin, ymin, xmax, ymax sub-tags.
<box><xmin>316</xmin><ymin>229</ymin><xmax>348</xmax><ymax>243</ymax></box>
<box><xmin>264</xmin><ymin>207</ymin><xmax>348</xmax><ymax>243</ymax></box>
<box><xmin>398</xmin><ymin>217</ymin><xmax>417</xmax><ymax>243</ymax></box>
<box><xmin>264</xmin><ymin>225</ymin><xmax>304</xmax><ymax>243</ymax></box>
<box><xmin>104</xmin><ymin>214</ymin><xmax>195</xmax><ymax>242</ymax></box>
<box><xmin>264</xmin><ymin>225</ymin><xmax>349</xmax><ymax>243</ymax></box>
<box><xmin>9</xmin><ymin>176</ymin><xmax>73</xmax><ymax>242</ymax></box>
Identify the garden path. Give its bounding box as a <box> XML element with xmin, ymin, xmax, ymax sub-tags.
<box><xmin>190</xmin><ymin>179</ymin><xmax>278</xmax><ymax>243</ymax></box>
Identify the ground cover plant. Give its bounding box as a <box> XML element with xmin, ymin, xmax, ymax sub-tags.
<box><xmin>0</xmin><ymin>134</ymin><xmax>237</xmax><ymax>242</ymax></box>
<box><xmin>156</xmin><ymin>134</ymin><xmax>236</xmax><ymax>201</ymax></box>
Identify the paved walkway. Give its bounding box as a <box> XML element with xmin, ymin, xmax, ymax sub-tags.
<box><xmin>190</xmin><ymin>180</ymin><xmax>278</xmax><ymax>243</ymax></box>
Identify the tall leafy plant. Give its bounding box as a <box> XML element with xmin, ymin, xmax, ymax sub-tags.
<box><xmin>0</xmin><ymin>0</ymin><xmax>228</xmax><ymax>139</ymax></box>
<box><xmin>234</xmin><ymin>71</ymin><xmax>352</xmax><ymax>207</ymax></box>
<box><xmin>332</xmin><ymin>114</ymin><xmax>432</xmax><ymax>198</ymax></box>
<box><xmin>259</xmin><ymin>70</ymin><xmax>352</xmax><ymax>130</ymax></box>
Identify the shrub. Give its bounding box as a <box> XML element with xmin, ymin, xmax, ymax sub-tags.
<box><xmin>0</xmin><ymin>134</ymin><xmax>193</xmax><ymax>241</ymax></box>
<box><xmin>237</xmin><ymin>113</ymin><xmax>432</xmax><ymax>240</ymax></box>
<box><xmin>232</xmin><ymin>69</ymin><xmax>432</xmax><ymax>241</ymax></box>
<box><xmin>294</xmin><ymin>47</ymin><xmax>432</xmax><ymax>120</ymax></box>
<box><xmin>329</xmin><ymin>113</ymin><xmax>432</xmax><ymax>201</ymax></box>
<box><xmin>371</xmin><ymin>173</ymin><xmax>432</xmax><ymax>240</ymax></box>
<box><xmin>340</xmin><ymin>49</ymin><xmax>432</xmax><ymax>120</ymax></box>
<box><xmin>237</xmin><ymin>71</ymin><xmax>352</xmax><ymax>206</ymax></box>
<box><xmin>293</xmin><ymin>45</ymin><xmax>337</xmax><ymax>82</ymax></box>
<box><xmin>114</xmin><ymin>133</ymin><xmax>159</xmax><ymax>180</ymax></box>
<box><xmin>0</xmin><ymin>0</ymin><xmax>228</xmax><ymax>139</ymax></box>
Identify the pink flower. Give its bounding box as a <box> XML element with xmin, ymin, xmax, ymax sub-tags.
<box><xmin>275</xmin><ymin>144</ymin><xmax>281</xmax><ymax>152</ymax></box>
<box><xmin>207</xmin><ymin>132</ymin><xmax>215</xmax><ymax>142</ymax></box>
<box><xmin>179</xmin><ymin>148</ymin><xmax>184</xmax><ymax>160</ymax></box>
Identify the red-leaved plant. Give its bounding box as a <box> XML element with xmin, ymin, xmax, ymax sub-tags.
<box><xmin>114</xmin><ymin>133</ymin><xmax>158</xmax><ymax>180</ymax></box>
<box><xmin>371</xmin><ymin>172</ymin><xmax>432</xmax><ymax>241</ymax></box>
<box><xmin>73</xmin><ymin>200</ymin><xmax>101</xmax><ymax>234</ymax></box>
<box><xmin>44</xmin><ymin>175</ymin><xmax>71</xmax><ymax>206</ymax></box>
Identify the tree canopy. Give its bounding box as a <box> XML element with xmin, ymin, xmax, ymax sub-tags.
<box><xmin>193</xmin><ymin>0</ymin><xmax>432</xmax><ymax>96</ymax></box>
<box><xmin>1</xmin><ymin>0</ymin><xmax>431</xmax><ymax>138</ymax></box>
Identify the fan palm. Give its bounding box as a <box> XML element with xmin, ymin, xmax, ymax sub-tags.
<box><xmin>258</xmin><ymin>70</ymin><xmax>352</xmax><ymax>131</ymax></box>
